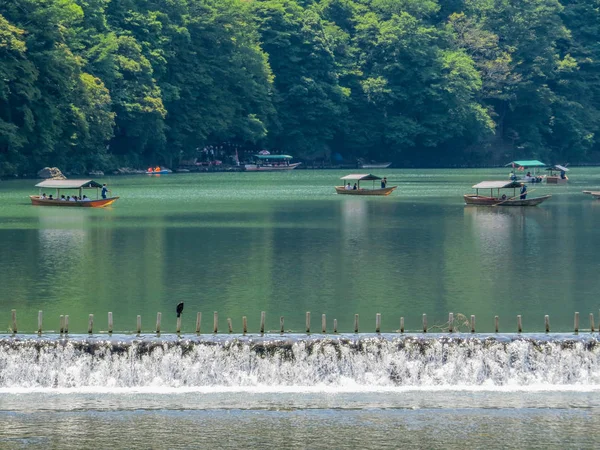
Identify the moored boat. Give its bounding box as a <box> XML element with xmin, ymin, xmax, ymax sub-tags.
<box><xmin>335</xmin><ymin>174</ymin><xmax>397</xmax><ymax>196</ymax></box>
<box><xmin>146</xmin><ymin>166</ymin><xmax>170</xmax><ymax>175</ymax></box>
<box><xmin>507</xmin><ymin>160</ymin><xmax>546</xmax><ymax>183</ymax></box>
<box><xmin>464</xmin><ymin>181</ymin><xmax>551</xmax><ymax>206</ymax></box>
<box><xmin>545</xmin><ymin>165</ymin><xmax>569</xmax><ymax>184</ymax></box>
<box><xmin>359</xmin><ymin>162</ymin><xmax>392</xmax><ymax>169</ymax></box>
<box><xmin>583</xmin><ymin>191</ymin><xmax>600</xmax><ymax>199</ymax></box>
<box><xmin>244</xmin><ymin>153</ymin><xmax>300</xmax><ymax>171</ymax></box>
<box><xmin>30</xmin><ymin>179</ymin><xmax>119</xmax><ymax>207</ymax></box>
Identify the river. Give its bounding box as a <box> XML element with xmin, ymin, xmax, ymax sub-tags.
<box><xmin>0</xmin><ymin>168</ymin><xmax>599</xmax><ymax>448</ymax></box>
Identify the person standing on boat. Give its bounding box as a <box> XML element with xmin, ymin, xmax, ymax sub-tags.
<box><xmin>520</xmin><ymin>184</ymin><xmax>527</xmax><ymax>200</ymax></box>
<box><xmin>381</xmin><ymin>177</ymin><xmax>387</xmax><ymax>188</ymax></box>
<box><xmin>101</xmin><ymin>184</ymin><xmax>109</xmax><ymax>199</ymax></box>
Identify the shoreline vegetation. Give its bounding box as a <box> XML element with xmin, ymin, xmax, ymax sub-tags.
<box><xmin>1</xmin><ymin>0</ymin><xmax>600</xmax><ymax>178</ymax></box>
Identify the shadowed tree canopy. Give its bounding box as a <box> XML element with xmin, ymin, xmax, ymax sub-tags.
<box><xmin>1</xmin><ymin>0</ymin><xmax>599</xmax><ymax>175</ymax></box>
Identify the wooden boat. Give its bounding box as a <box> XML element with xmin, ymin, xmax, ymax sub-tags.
<box><xmin>359</xmin><ymin>162</ymin><xmax>392</xmax><ymax>169</ymax></box>
<box><xmin>545</xmin><ymin>165</ymin><xmax>569</xmax><ymax>184</ymax></box>
<box><xmin>506</xmin><ymin>160</ymin><xmax>546</xmax><ymax>184</ymax></box>
<box><xmin>30</xmin><ymin>179</ymin><xmax>119</xmax><ymax>207</ymax></box>
<box><xmin>245</xmin><ymin>153</ymin><xmax>301</xmax><ymax>171</ymax></box>
<box><xmin>335</xmin><ymin>174</ymin><xmax>397</xmax><ymax>196</ymax></box>
<box><xmin>583</xmin><ymin>191</ymin><xmax>600</xmax><ymax>199</ymax></box>
<box><xmin>464</xmin><ymin>181</ymin><xmax>551</xmax><ymax>206</ymax></box>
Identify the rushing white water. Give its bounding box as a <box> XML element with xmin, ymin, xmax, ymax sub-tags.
<box><xmin>0</xmin><ymin>335</ymin><xmax>599</xmax><ymax>389</ymax></box>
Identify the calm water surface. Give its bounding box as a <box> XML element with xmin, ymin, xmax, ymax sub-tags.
<box><xmin>1</xmin><ymin>168</ymin><xmax>599</xmax><ymax>333</ymax></box>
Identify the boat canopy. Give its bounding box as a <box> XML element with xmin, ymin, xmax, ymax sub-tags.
<box><xmin>505</xmin><ymin>160</ymin><xmax>546</xmax><ymax>167</ymax></box>
<box><xmin>472</xmin><ymin>181</ymin><xmax>523</xmax><ymax>189</ymax></box>
<box><xmin>340</xmin><ymin>174</ymin><xmax>382</xmax><ymax>181</ymax></box>
<box><xmin>546</xmin><ymin>164</ymin><xmax>569</xmax><ymax>172</ymax></box>
<box><xmin>35</xmin><ymin>179</ymin><xmax>103</xmax><ymax>189</ymax></box>
<box><xmin>253</xmin><ymin>154</ymin><xmax>293</xmax><ymax>160</ymax></box>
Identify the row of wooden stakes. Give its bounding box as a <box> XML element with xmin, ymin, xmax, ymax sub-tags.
<box><xmin>4</xmin><ymin>310</ymin><xmax>600</xmax><ymax>335</ymax></box>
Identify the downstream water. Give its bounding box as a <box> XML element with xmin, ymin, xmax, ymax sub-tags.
<box><xmin>1</xmin><ymin>168</ymin><xmax>600</xmax><ymax>447</ymax></box>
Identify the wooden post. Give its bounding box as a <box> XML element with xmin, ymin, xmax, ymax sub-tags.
<box><xmin>260</xmin><ymin>311</ymin><xmax>265</xmax><ymax>334</ymax></box>
<box><xmin>136</xmin><ymin>315</ymin><xmax>141</xmax><ymax>335</ymax></box>
<box><xmin>322</xmin><ymin>314</ymin><xmax>327</xmax><ymax>333</ymax></box>
<box><xmin>280</xmin><ymin>316</ymin><xmax>284</xmax><ymax>334</ymax></box>
<box><xmin>59</xmin><ymin>315</ymin><xmax>65</xmax><ymax>335</ymax></box>
<box><xmin>333</xmin><ymin>319</ymin><xmax>338</xmax><ymax>333</ymax></box>
<box><xmin>242</xmin><ymin>316</ymin><xmax>247</xmax><ymax>335</ymax></box>
<box><xmin>354</xmin><ymin>314</ymin><xmax>359</xmax><ymax>333</ymax></box>
<box><xmin>517</xmin><ymin>315</ymin><xmax>522</xmax><ymax>333</ymax></box>
<box><xmin>227</xmin><ymin>318</ymin><xmax>233</xmax><ymax>333</ymax></box>
<box><xmin>195</xmin><ymin>312</ymin><xmax>201</xmax><ymax>334</ymax></box>
<box><xmin>306</xmin><ymin>312</ymin><xmax>311</xmax><ymax>333</ymax></box>
<box><xmin>495</xmin><ymin>316</ymin><xmax>499</xmax><ymax>333</ymax></box>
<box><xmin>37</xmin><ymin>311</ymin><xmax>43</xmax><ymax>335</ymax></box>
<box><xmin>400</xmin><ymin>317</ymin><xmax>404</xmax><ymax>333</ymax></box>
<box><xmin>375</xmin><ymin>313</ymin><xmax>381</xmax><ymax>333</ymax></box>
<box><xmin>422</xmin><ymin>314</ymin><xmax>427</xmax><ymax>333</ymax></box>
<box><xmin>64</xmin><ymin>315</ymin><xmax>69</xmax><ymax>334</ymax></box>
<box><xmin>545</xmin><ymin>315</ymin><xmax>550</xmax><ymax>333</ymax></box>
<box><xmin>176</xmin><ymin>316</ymin><xmax>182</xmax><ymax>334</ymax></box>
<box><xmin>213</xmin><ymin>312</ymin><xmax>218</xmax><ymax>333</ymax></box>
<box><xmin>11</xmin><ymin>309</ymin><xmax>16</xmax><ymax>334</ymax></box>
<box><xmin>471</xmin><ymin>315</ymin><xmax>476</xmax><ymax>333</ymax></box>
<box><xmin>574</xmin><ymin>312</ymin><xmax>579</xmax><ymax>334</ymax></box>
<box><xmin>448</xmin><ymin>313</ymin><xmax>454</xmax><ymax>333</ymax></box>
<box><xmin>108</xmin><ymin>312</ymin><xmax>114</xmax><ymax>335</ymax></box>
<box><xmin>88</xmin><ymin>314</ymin><xmax>94</xmax><ymax>334</ymax></box>
<box><xmin>590</xmin><ymin>313</ymin><xmax>595</xmax><ymax>333</ymax></box>
<box><xmin>156</xmin><ymin>312</ymin><xmax>162</xmax><ymax>334</ymax></box>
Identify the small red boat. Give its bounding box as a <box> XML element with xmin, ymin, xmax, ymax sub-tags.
<box><xmin>30</xmin><ymin>179</ymin><xmax>119</xmax><ymax>208</ymax></box>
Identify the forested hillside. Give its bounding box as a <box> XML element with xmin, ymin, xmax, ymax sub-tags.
<box><xmin>1</xmin><ymin>0</ymin><xmax>599</xmax><ymax>175</ymax></box>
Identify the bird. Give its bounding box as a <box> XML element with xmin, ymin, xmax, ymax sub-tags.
<box><xmin>176</xmin><ymin>302</ymin><xmax>184</xmax><ymax>318</ymax></box>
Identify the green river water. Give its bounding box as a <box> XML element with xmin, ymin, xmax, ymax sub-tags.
<box><xmin>1</xmin><ymin>168</ymin><xmax>599</xmax><ymax>334</ymax></box>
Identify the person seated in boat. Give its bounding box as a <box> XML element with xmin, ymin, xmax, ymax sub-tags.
<box><xmin>48</xmin><ymin>194</ymin><xmax>53</xmax><ymax>200</ymax></box>
<box><xmin>60</xmin><ymin>195</ymin><xmax>66</xmax><ymax>201</ymax></box>
<box><xmin>381</xmin><ymin>177</ymin><xmax>387</xmax><ymax>189</ymax></box>
<box><xmin>520</xmin><ymin>184</ymin><xmax>527</xmax><ymax>200</ymax></box>
<box><xmin>154</xmin><ymin>166</ymin><xmax>161</xmax><ymax>172</ymax></box>
<box><xmin>509</xmin><ymin>171</ymin><xmax>516</xmax><ymax>180</ymax></box>
<box><xmin>82</xmin><ymin>195</ymin><xmax>90</xmax><ymax>201</ymax></box>
<box><xmin>41</xmin><ymin>193</ymin><xmax>47</xmax><ymax>199</ymax></box>
<box><xmin>148</xmin><ymin>167</ymin><xmax>152</xmax><ymax>172</ymax></box>
<box><xmin>345</xmin><ymin>183</ymin><xmax>352</xmax><ymax>190</ymax></box>
<box><xmin>526</xmin><ymin>172</ymin><xmax>532</xmax><ymax>178</ymax></box>
<box><xmin>353</xmin><ymin>183</ymin><xmax>357</xmax><ymax>190</ymax></box>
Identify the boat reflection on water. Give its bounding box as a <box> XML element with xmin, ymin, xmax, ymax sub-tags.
<box><xmin>464</xmin><ymin>206</ymin><xmax>549</xmax><ymax>261</ymax></box>
<box><xmin>340</xmin><ymin>198</ymin><xmax>369</xmax><ymax>244</ymax></box>
<box><xmin>37</xmin><ymin>211</ymin><xmax>88</xmax><ymax>272</ymax></box>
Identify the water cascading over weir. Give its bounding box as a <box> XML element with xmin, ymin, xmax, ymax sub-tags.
<box><xmin>1</xmin><ymin>335</ymin><xmax>599</xmax><ymax>389</ymax></box>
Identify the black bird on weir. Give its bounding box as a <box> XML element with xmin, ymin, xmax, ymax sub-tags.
<box><xmin>176</xmin><ymin>302</ymin><xmax>184</xmax><ymax>318</ymax></box>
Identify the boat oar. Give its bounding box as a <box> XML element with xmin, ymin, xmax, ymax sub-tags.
<box><xmin>493</xmin><ymin>188</ymin><xmax>537</xmax><ymax>207</ymax></box>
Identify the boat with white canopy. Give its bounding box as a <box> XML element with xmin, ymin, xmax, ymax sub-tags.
<box><xmin>30</xmin><ymin>180</ymin><xmax>119</xmax><ymax>207</ymax></box>
<box><xmin>545</xmin><ymin>164</ymin><xmax>569</xmax><ymax>184</ymax></box>
<box><xmin>335</xmin><ymin>174</ymin><xmax>397</xmax><ymax>196</ymax></box>
<box><xmin>464</xmin><ymin>180</ymin><xmax>551</xmax><ymax>206</ymax></box>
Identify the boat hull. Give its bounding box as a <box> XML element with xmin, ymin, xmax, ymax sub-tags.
<box><xmin>146</xmin><ymin>170</ymin><xmax>170</xmax><ymax>175</ymax></box>
<box><xmin>583</xmin><ymin>191</ymin><xmax>600</xmax><ymax>199</ymax></box>
<box><xmin>463</xmin><ymin>194</ymin><xmax>551</xmax><ymax>206</ymax></box>
<box><xmin>245</xmin><ymin>163</ymin><xmax>301</xmax><ymax>171</ymax></box>
<box><xmin>30</xmin><ymin>196</ymin><xmax>119</xmax><ymax>207</ymax></box>
<box><xmin>360</xmin><ymin>162</ymin><xmax>392</xmax><ymax>169</ymax></box>
<box><xmin>335</xmin><ymin>186</ymin><xmax>397</xmax><ymax>196</ymax></box>
<box><xmin>546</xmin><ymin>176</ymin><xmax>568</xmax><ymax>184</ymax></box>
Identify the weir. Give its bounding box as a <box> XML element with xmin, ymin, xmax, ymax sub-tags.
<box><xmin>0</xmin><ymin>335</ymin><xmax>599</xmax><ymax>389</ymax></box>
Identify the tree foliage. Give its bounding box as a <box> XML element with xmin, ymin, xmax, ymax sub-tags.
<box><xmin>1</xmin><ymin>0</ymin><xmax>599</xmax><ymax>175</ymax></box>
